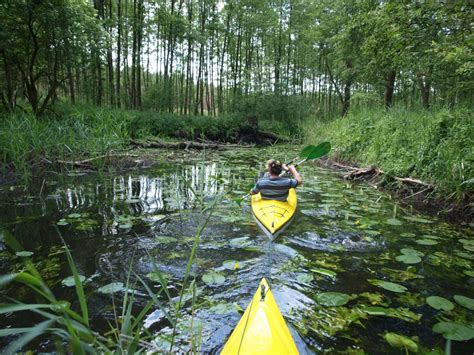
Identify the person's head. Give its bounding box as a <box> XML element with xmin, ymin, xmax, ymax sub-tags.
<box><xmin>267</xmin><ymin>159</ymin><xmax>282</xmax><ymax>176</ymax></box>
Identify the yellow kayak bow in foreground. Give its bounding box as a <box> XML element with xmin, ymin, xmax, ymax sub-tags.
<box><xmin>251</xmin><ymin>188</ymin><xmax>297</xmax><ymax>239</ymax></box>
<box><xmin>221</xmin><ymin>278</ymin><xmax>298</xmax><ymax>355</ymax></box>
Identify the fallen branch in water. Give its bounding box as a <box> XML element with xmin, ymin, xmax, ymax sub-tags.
<box><xmin>394</xmin><ymin>176</ymin><xmax>434</xmax><ymax>188</ymax></box>
<box><xmin>317</xmin><ymin>158</ymin><xmax>433</xmax><ymax>189</ymax></box>
<box><xmin>56</xmin><ymin>153</ymin><xmax>138</xmax><ymax>167</ymax></box>
<box><xmin>130</xmin><ymin>138</ymin><xmax>253</xmax><ymax>150</ymax></box>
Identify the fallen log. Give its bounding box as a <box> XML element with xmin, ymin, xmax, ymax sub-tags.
<box><xmin>130</xmin><ymin>138</ymin><xmax>253</xmax><ymax>150</ymax></box>
<box><xmin>57</xmin><ymin>153</ymin><xmax>138</xmax><ymax>168</ymax></box>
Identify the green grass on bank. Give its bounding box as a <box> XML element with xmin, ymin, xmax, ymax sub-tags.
<box><xmin>303</xmin><ymin>106</ymin><xmax>474</xmax><ymax>198</ymax></box>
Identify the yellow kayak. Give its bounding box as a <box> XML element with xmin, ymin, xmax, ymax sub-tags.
<box><xmin>251</xmin><ymin>188</ymin><xmax>297</xmax><ymax>239</ymax></box>
<box><xmin>221</xmin><ymin>278</ymin><xmax>298</xmax><ymax>355</ymax></box>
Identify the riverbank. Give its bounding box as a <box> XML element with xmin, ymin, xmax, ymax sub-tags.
<box><xmin>303</xmin><ymin>106</ymin><xmax>473</xmax><ymax>222</ymax></box>
<box><xmin>0</xmin><ymin>104</ymin><xmax>290</xmax><ymax>183</ymax></box>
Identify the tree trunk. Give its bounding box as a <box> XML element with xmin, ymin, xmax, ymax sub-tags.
<box><xmin>384</xmin><ymin>69</ymin><xmax>396</xmax><ymax>108</ymax></box>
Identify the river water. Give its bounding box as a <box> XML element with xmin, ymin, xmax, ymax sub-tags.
<box><xmin>1</xmin><ymin>147</ymin><xmax>473</xmax><ymax>353</ymax></box>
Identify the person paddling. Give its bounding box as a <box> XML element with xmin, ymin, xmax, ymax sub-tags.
<box><xmin>250</xmin><ymin>159</ymin><xmax>302</xmax><ymax>201</ymax></box>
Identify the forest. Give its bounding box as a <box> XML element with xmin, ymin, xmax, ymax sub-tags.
<box><xmin>0</xmin><ymin>0</ymin><xmax>473</xmax><ymax>353</ymax></box>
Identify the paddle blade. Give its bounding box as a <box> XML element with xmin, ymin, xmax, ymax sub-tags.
<box><xmin>299</xmin><ymin>145</ymin><xmax>316</xmax><ymax>159</ymax></box>
<box><xmin>307</xmin><ymin>142</ymin><xmax>331</xmax><ymax>160</ymax></box>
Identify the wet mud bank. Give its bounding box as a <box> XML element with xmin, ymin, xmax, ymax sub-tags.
<box><xmin>316</xmin><ymin>157</ymin><xmax>473</xmax><ymax>225</ymax></box>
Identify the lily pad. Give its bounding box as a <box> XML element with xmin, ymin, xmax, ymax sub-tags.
<box><xmin>316</xmin><ymin>292</ymin><xmax>350</xmax><ymax>307</ymax></box>
<box><xmin>396</xmin><ymin>254</ymin><xmax>421</xmax><ymax>264</ymax></box>
<box><xmin>432</xmin><ymin>322</ymin><xmax>474</xmax><ymax>341</ymax></box>
<box><xmin>453</xmin><ymin>295</ymin><xmax>474</xmax><ymax>310</ymax></box>
<box><xmin>386</xmin><ymin>218</ymin><xmax>402</xmax><ymax>226</ymax></box>
<box><xmin>400</xmin><ymin>232</ymin><xmax>416</xmax><ymax>238</ymax></box>
<box><xmin>61</xmin><ymin>275</ymin><xmax>86</xmax><ymax>287</ymax></box>
<box><xmin>15</xmin><ymin>251</ymin><xmax>34</xmax><ymax>257</ymax></box>
<box><xmin>296</xmin><ymin>272</ymin><xmax>314</xmax><ymax>284</ymax></box>
<box><xmin>426</xmin><ymin>296</ymin><xmax>454</xmax><ymax>311</ymax></box>
<box><xmin>385</xmin><ymin>332</ymin><xmax>418</xmax><ymax>352</ymax></box>
<box><xmin>222</xmin><ymin>260</ymin><xmax>240</xmax><ymax>270</ymax></box>
<box><xmin>401</xmin><ymin>248</ymin><xmax>424</xmax><ymax>257</ymax></box>
<box><xmin>98</xmin><ymin>282</ymin><xmax>126</xmax><ymax>294</ymax></box>
<box><xmin>209</xmin><ymin>303</ymin><xmax>235</xmax><ymax>315</ymax></box>
<box><xmin>369</xmin><ymin>279</ymin><xmax>407</xmax><ymax>293</ymax></box>
<box><xmin>229</xmin><ymin>237</ymin><xmax>252</xmax><ymax>248</ymax></box>
<box><xmin>416</xmin><ymin>239</ymin><xmax>438</xmax><ymax>246</ymax></box>
<box><xmin>202</xmin><ymin>272</ymin><xmax>226</xmax><ymax>286</ymax></box>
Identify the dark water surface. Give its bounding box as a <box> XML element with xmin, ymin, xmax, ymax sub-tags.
<box><xmin>1</xmin><ymin>147</ymin><xmax>473</xmax><ymax>353</ymax></box>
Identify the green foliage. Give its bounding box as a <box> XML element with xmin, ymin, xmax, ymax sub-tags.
<box><xmin>303</xmin><ymin>106</ymin><xmax>474</xmax><ymax>198</ymax></box>
<box><xmin>128</xmin><ymin>111</ymin><xmax>245</xmax><ymax>141</ymax></box>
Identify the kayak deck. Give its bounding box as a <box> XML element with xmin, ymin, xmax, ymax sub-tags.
<box><xmin>221</xmin><ymin>278</ymin><xmax>298</xmax><ymax>355</ymax></box>
<box><xmin>251</xmin><ymin>188</ymin><xmax>297</xmax><ymax>239</ymax></box>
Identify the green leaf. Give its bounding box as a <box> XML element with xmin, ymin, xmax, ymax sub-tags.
<box><xmin>426</xmin><ymin>296</ymin><xmax>454</xmax><ymax>311</ymax></box>
<box><xmin>15</xmin><ymin>251</ymin><xmax>34</xmax><ymax>257</ymax></box>
<box><xmin>154</xmin><ymin>236</ymin><xmax>177</xmax><ymax>244</ymax></box>
<box><xmin>363</xmin><ymin>306</ymin><xmax>421</xmax><ymax>322</ymax></box>
<box><xmin>432</xmin><ymin>322</ymin><xmax>474</xmax><ymax>341</ymax></box>
<box><xmin>385</xmin><ymin>332</ymin><xmax>418</xmax><ymax>352</ymax></box>
<box><xmin>316</xmin><ymin>292</ymin><xmax>350</xmax><ymax>306</ymax></box>
<box><xmin>202</xmin><ymin>272</ymin><xmax>225</xmax><ymax>286</ymax></box>
<box><xmin>396</xmin><ymin>254</ymin><xmax>421</xmax><ymax>264</ymax></box>
<box><xmin>229</xmin><ymin>237</ymin><xmax>252</xmax><ymax>248</ymax></box>
<box><xmin>98</xmin><ymin>282</ymin><xmax>125</xmax><ymax>294</ymax></box>
<box><xmin>61</xmin><ymin>275</ymin><xmax>86</xmax><ymax>287</ymax></box>
<box><xmin>416</xmin><ymin>239</ymin><xmax>438</xmax><ymax>245</ymax></box>
<box><xmin>463</xmin><ymin>270</ymin><xmax>474</xmax><ymax>277</ymax></box>
<box><xmin>296</xmin><ymin>272</ymin><xmax>314</xmax><ymax>284</ymax></box>
<box><xmin>369</xmin><ymin>279</ymin><xmax>408</xmax><ymax>293</ymax></box>
<box><xmin>209</xmin><ymin>303</ymin><xmax>235</xmax><ymax>315</ymax></box>
<box><xmin>311</xmin><ymin>267</ymin><xmax>337</xmax><ymax>279</ymax></box>
<box><xmin>453</xmin><ymin>295</ymin><xmax>474</xmax><ymax>310</ymax></box>
<box><xmin>68</xmin><ymin>213</ymin><xmax>82</xmax><ymax>218</ymax></box>
<box><xmin>5</xmin><ymin>319</ymin><xmax>55</xmax><ymax>354</ymax></box>
<box><xmin>401</xmin><ymin>248</ymin><xmax>424</xmax><ymax>257</ymax></box>
<box><xmin>386</xmin><ymin>218</ymin><xmax>402</xmax><ymax>226</ymax></box>
<box><xmin>222</xmin><ymin>260</ymin><xmax>240</xmax><ymax>270</ymax></box>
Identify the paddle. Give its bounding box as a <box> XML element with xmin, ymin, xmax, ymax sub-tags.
<box><xmin>235</xmin><ymin>142</ymin><xmax>331</xmax><ymax>203</ymax></box>
<box><xmin>286</xmin><ymin>141</ymin><xmax>331</xmax><ymax>169</ymax></box>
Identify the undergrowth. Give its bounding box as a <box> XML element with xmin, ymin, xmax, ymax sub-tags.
<box><xmin>303</xmin><ymin>106</ymin><xmax>474</xmax><ymax>199</ymax></box>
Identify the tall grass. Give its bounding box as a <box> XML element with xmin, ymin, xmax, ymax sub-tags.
<box><xmin>0</xmin><ymin>108</ymin><xmax>132</xmax><ymax>180</ymax></box>
<box><xmin>303</xmin><ymin>106</ymin><xmax>474</xmax><ymax>198</ymax></box>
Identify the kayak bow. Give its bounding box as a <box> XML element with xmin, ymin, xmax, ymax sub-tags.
<box><xmin>221</xmin><ymin>278</ymin><xmax>298</xmax><ymax>355</ymax></box>
<box><xmin>251</xmin><ymin>188</ymin><xmax>297</xmax><ymax>240</ymax></box>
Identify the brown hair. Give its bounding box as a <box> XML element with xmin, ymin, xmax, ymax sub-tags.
<box><xmin>267</xmin><ymin>159</ymin><xmax>282</xmax><ymax>175</ymax></box>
